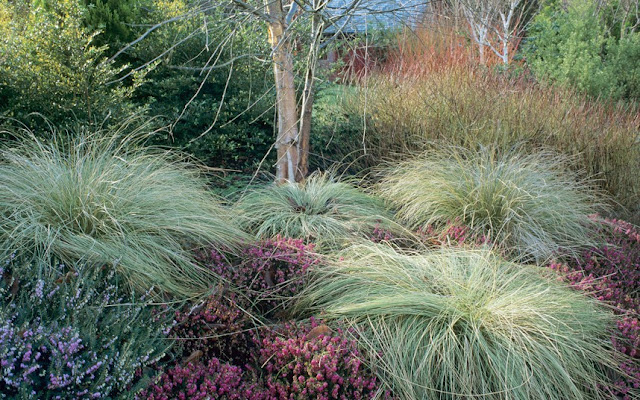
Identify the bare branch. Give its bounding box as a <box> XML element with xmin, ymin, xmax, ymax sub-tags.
<box><xmin>228</xmin><ymin>0</ymin><xmax>277</xmax><ymax>23</ymax></box>
<box><xmin>107</xmin><ymin>7</ymin><xmax>204</xmax><ymax>63</ymax></box>
<box><xmin>168</xmin><ymin>54</ymin><xmax>266</xmax><ymax>71</ymax></box>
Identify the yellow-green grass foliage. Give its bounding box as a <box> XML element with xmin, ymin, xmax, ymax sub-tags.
<box><xmin>350</xmin><ymin>69</ymin><xmax>640</xmax><ymax>219</ymax></box>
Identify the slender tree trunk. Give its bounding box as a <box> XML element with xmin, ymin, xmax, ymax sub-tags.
<box><xmin>266</xmin><ymin>0</ymin><xmax>300</xmax><ymax>183</ymax></box>
<box><xmin>296</xmin><ymin>13</ymin><xmax>323</xmax><ymax>182</ymax></box>
<box><xmin>297</xmin><ymin>67</ymin><xmax>313</xmax><ymax>181</ymax></box>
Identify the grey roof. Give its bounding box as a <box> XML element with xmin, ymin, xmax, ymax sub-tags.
<box><xmin>323</xmin><ymin>0</ymin><xmax>428</xmax><ymax>34</ymax></box>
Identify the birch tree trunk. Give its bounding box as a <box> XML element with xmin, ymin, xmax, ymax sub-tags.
<box><xmin>265</xmin><ymin>0</ymin><xmax>301</xmax><ymax>183</ymax></box>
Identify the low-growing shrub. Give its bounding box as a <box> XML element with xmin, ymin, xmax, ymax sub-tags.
<box><xmin>201</xmin><ymin>237</ymin><xmax>318</xmax><ymax>317</ymax></box>
<box><xmin>136</xmin><ymin>358</ymin><xmax>264</xmax><ymax>400</ymax></box>
<box><xmin>241</xmin><ymin>237</ymin><xmax>318</xmax><ymax>315</ymax></box>
<box><xmin>253</xmin><ymin>318</ymin><xmax>389</xmax><ymax>400</ymax></box>
<box><xmin>171</xmin><ymin>237</ymin><xmax>318</xmax><ymax>365</ymax></box>
<box><xmin>296</xmin><ymin>243</ymin><xmax>627</xmax><ymax>399</ymax></box>
<box><xmin>0</xmin><ymin>254</ymin><xmax>173</xmax><ymax>399</ymax></box>
<box><xmin>549</xmin><ymin>217</ymin><xmax>640</xmax><ymax>399</ymax></box>
<box><xmin>164</xmin><ymin>242</ymin><xmax>387</xmax><ymax>399</ymax></box>
<box><xmin>234</xmin><ymin>172</ymin><xmax>394</xmax><ymax>248</ymax></box>
<box><xmin>143</xmin><ymin>318</ymin><xmax>388</xmax><ymax>400</ymax></box>
<box><xmin>552</xmin><ymin>260</ymin><xmax>640</xmax><ymax>400</ymax></box>
<box><xmin>0</xmin><ymin>320</ymin><xmax>107</xmax><ymax>399</ymax></box>
<box><xmin>171</xmin><ymin>291</ymin><xmax>255</xmax><ymax>366</ymax></box>
<box><xmin>580</xmin><ymin>218</ymin><xmax>640</xmax><ymax>307</ymax></box>
<box><xmin>378</xmin><ymin>146</ymin><xmax>604</xmax><ymax>262</ymax></box>
<box><xmin>0</xmin><ymin>129</ymin><xmax>247</xmax><ymax>296</ymax></box>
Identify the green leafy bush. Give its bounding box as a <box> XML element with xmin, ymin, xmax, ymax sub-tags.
<box><xmin>377</xmin><ymin>146</ymin><xmax>604</xmax><ymax>262</ymax></box>
<box><xmin>81</xmin><ymin>0</ymin><xmax>144</xmax><ymax>50</ymax></box>
<box><xmin>0</xmin><ymin>0</ymin><xmax>145</xmax><ymax>130</ymax></box>
<box><xmin>234</xmin><ymin>172</ymin><xmax>395</xmax><ymax>248</ymax></box>
<box><xmin>0</xmin><ymin>254</ymin><xmax>172</xmax><ymax>399</ymax></box>
<box><xmin>523</xmin><ymin>0</ymin><xmax>640</xmax><ymax>101</ymax></box>
<box><xmin>0</xmin><ymin>127</ymin><xmax>247</xmax><ymax>297</ymax></box>
<box><xmin>0</xmin><ymin>0</ymin><xmax>275</xmax><ymax>170</ymax></box>
<box><xmin>138</xmin><ymin>67</ymin><xmax>274</xmax><ymax>170</ymax></box>
<box><xmin>296</xmin><ymin>244</ymin><xmax>627</xmax><ymax>399</ymax></box>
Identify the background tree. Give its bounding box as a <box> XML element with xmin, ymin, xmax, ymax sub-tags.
<box><xmin>0</xmin><ymin>0</ymin><xmax>428</xmax><ymax>179</ymax></box>
<box><xmin>450</xmin><ymin>0</ymin><xmax>539</xmax><ymax>64</ymax></box>
<box><xmin>123</xmin><ymin>0</ymin><xmax>427</xmax><ymax>183</ymax></box>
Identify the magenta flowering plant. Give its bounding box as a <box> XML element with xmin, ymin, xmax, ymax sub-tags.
<box><xmin>171</xmin><ymin>291</ymin><xmax>255</xmax><ymax>365</ymax></box>
<box><xmin>144</xmin><ymin>318</ymin><xmax>391</xmax><ymax>400</ymax></box>
<box><xmin>159</xmin><ymin>240</ymin><xmax>390</xmax><ymax>400</ymax></box>
<box><xmin>370</xmin><ymin>224</ymin><xmax>396</xmax><ymax>243</ymax></box>
<box><xmin>252</xmin><ymin>318</ymin><xmax>390</xmax><ymax>400</ymax></box>
<box><xmin>242</xmin><ymin>237</ymin><xmax>318</xmax><ymax>314</ymax></box>
<box><xmin>549</xmin><ymin>216</ymin><xmax>640</xmax><ymax>399</ymax></box>
<box><xmin>370</xmin><ymin>220</ymin><xmax>494</xmax><ymax>251</ymax></box>
<box><xmin>170</xmin><ymin>237</ymin><xmax>319</xmax><ymax>365</ymax></box>
<box><xmin>200</xmin><ymin>236</ymin><xmax>319</xmax><ymax>317</ymax></box>
<box><xmin>136</xmin><ymin>358</ymin><xmax>265</xmax><ymax>400</ymax></box>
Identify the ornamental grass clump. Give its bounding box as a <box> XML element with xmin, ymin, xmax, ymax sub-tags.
<box><xmin>234</xmin><ymin>172</ymin><xmax>395</xmax><ymax>248</ymax></box>
<box><xmin>296</xmin><ymin>243</ymin><xmax>626</xmax><ymax>400</ymax></box>
<box><xmin>0</xmin><ymin>129</ymin><xmax>247</xmax><ymax>296</ymax></box>
<box><xmin>378</xmin><ymin>146</ymin><xmax>604</xmax><ymax>262</ymax></box>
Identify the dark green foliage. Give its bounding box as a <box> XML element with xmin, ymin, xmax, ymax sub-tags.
<box><xmin>110</xmin><ymin>1</ymin><xmax>277</xmax><ymax>170</ymax></box>
<box><xmin>82</xmin><ymin>0</ymin><xmax>142</xmax><ymax>49</ymax></box>
<box><xmin>138</xmin><ymin>65</ymin><xmax>274</xmax><ymax>170</ymax></box>
<box><xmin>0</xmin><ymin>0</ymin><xmax>276</xmax><ymax>170</ymax></box>
<box><xmin>310</xmin><ymin>84</ymin><xmax>367</xmax><ymax>172</ymax></box>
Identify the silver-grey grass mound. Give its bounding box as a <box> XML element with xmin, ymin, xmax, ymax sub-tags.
<box><xmin>377</xmin><ymin>146</ymin><xmax>604</xmax><ymax>262</ymax></box>
<box><xmin>295</xmin><ymin>243</ymin><xmax>624</xmax><ymax>399</ymax></box>
<box><xmin>234</xmin><ymin>172</ymin><xmax>395</xmax><ymax>248</ymax></box>
<box><xmin>0</xmin><ymin>130</ymin><xmax>247</xmax><ymax>297</ymax></box>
